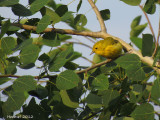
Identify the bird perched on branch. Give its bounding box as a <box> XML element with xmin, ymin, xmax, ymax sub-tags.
<box><xmin>91</xmin><ymin>37</ymin><xmax>123</xmax><ymax>59</ymax></box>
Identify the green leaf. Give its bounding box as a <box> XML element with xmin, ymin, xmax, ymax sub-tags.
<box><xmin>120</xmin><ymin>0</ymin><xmax>141</xmax><ymax>6</ymax></box>
<box><xmin>130</xmin><ymin>16</ymin><xmax>148</xmax><ymax>37</ymax></box>
<box><xmin>67</xmin><ymin>51</ymin><xmax>82</xmax><ymax>61</ymax></box>
<box><xmin>12</xmin><ymin>4</ymin><xmax>32</xmax><ymax>16</ymax></box>
<box><xmin>67</xmin><ymin>84</ymin><xmax>83</xmax><ymax>103</ymax></box>
<box><xmin>77</xmin><ymin>0</ymin><xmax>82</xmax><ymax>12</ymax></box>
<box><xmin>46</xmin><ymin>0</ymin><xmax>56</xmax><ymax>10</ymax></box>
<box><xmin>42</xmin><ymin>32</ymin><xmax>60</xmax><ymax>47</ymax></box>
<box><xmin>60</xmin><ymin>90</ymin><xmax>79</xmax><ymax>108</ymax></box>
<box><xmin>143</xmin><ymin>0</ymin><xmax>156</xmax><ymax>14</ymax></box>
<box><xmin>86</xmin><ymin>93</ymin><xmax>102</xmax><ymax>109</ymax></box>
<box><xmin>5</xmin><ymin>62</ymin><xmax>17</xmax><ymax>74</ymax></box>
<box><xmin>102</xmin><ymin>90</ymin><xmax>120</xmax><ymax>108</ymax></box>
<box><xmin>48</xmin><ymin>48</ymin><xmax>61</xmax><ymax>62</ymax></box>
<box><xmin>115</xmin><ymin>54</ymin><xmax>141</xmax><ymax>69</ymax></box>
<box><xmin>0</xmin><ymin>0</ymin><xmax>19</xmax><ymax>6</ymax></box>
<box><xmin>61</xmin><ymin>11</ymin><xmax>74</xmax><ymax>22</ymax></box>
<box><xmin>28</xmin><ymin>85</ymin><xmax>48</xmax><ymax>99</ymax></box>
<box><xmin>93</xmin><ymin>54</ymin><xmax>104</xmax><ymax>64</ymax></box>
<box><xmin>132</xmin><ymin>84</ymin><xmax>144</xmax><ymax>94</ymax></box>
<box><xmin>30</xmin><ymin>0</ymin><xmax>49</xmax><ymax>13</ymax></box>
<box><xmin>92</xmin><ymin>74</ymin><xmax>109</xmax><ymax>90</ymax></box>
<box><xmin>0</xmin><ymin>20</ymin><xmax>10</xmax><ymax>39</ymax></box>
<box><xmin>64</xmin><ymin>61</ymin><xmax>79</xmax><ymax>70</ymax></box>
<box><xmin>131</xmin><ymin>16</ymin><xmax>141</xmax><ymax>29</ymax></box>
<box><xmin>19</xmin><ymin>63</ymin><xmax>35</xmax><ymax>69</ymax></box>
<box><xmin>130</xmin><ymin>23</ymin><xmax>148</xmax><ymax>37</ymax></box>
<box><xmin>8</xmin><ymin>26</ymin><xmax>20</xmax><ymax>31</ymax></box>
<box><xmin>1</xmin><ymin>37</ymin><xmax>16</xmax><ymax>55</ymax></box>
<box><xmin>130</xmin><ymin>37</ymin><xmax>142</xmax><ymax>50</ymax></box>
<box><xmin>22</xmin><ymin>97</ymin><xmax>48</xmax><ymax>119</ymax></box>
<box><xmin>36</xmin><ymin>15</ymin><xmax>51</xmax><ymax>33</ymax></box>
<box><xmin>20</xmin><ymin>44</ymin><xmax>40</xmax><ymax>64</ymax></box>
<box><xmin>12</xmin><ymin>76</ymin><xmax>37</xmax><ymax>92</ymax></box>
<box><xmin>58</xmin><ymin>34</ymin><xmax>72</xmax><ymax>41</ymax></box>
<box><xmin>126</xmin><ymin>65</ymin><xmax>145</xmax><ymax>81</ymax></box>
<box><xmin>100</xmin><ymin>9</ymin><xmax>110</xmax><ymax>21</ymax></box>
<box><xmin>38</xmin><ymin>53</ymin><xmax>49</xmax><ymax>61</ymax></box>
<box><xmin>2</xmin><ymin>91</ymin><xmax>27</xmax><ymax>113</ymax></box>
<box><xmin>55</xmin><ymin>5</ymin><xmax>68</xmax><ymax>17</ymax></box>
<box><xmin>13</xmin><ymin>38</ymin><xmax>33</xmax><ymax>51</ymax></box>
<box><xmin>115</xmin><ymin>54</ymin><xmax>145</xmax><ymax>81</ymax></box>
<box><xmin>120</xmin><ymin>103</ymin><xmax>136</xmax><ymax>116</ymax></box>
<box><xmin>129</xmin><ymin>91</ymin><xmax>137</xmax><ymax>103</ymax></box>
<box><xmin>131</xmin><ymin>103</ymin><xmax>154</xmax><ymax>120</ymax></box>
<box><xmin>100</xmin><ymin>61</ymin><xmax>117</xmax><ymax>73</ymax></box>
<box><xmin>56</xmin><ymin>70</ymin><xmax>80</xmax><ymax>90</ymax></box>
<box><xmin>51</xmin><ymin>102</ymin><xmax>75</xmax><ymax>119</ymax></box>
<box><xmin>142</xmin><ymin>34</ymin><xmax>153</xmax><ymax>56</ymax></box>
<box><xmin>151</xmin><ymin>78</ymin><xmax>160</xmax><ymax>104</ymax></box>
<box><xmin>49</xmin><ymin>45</ymin><xmax>73</xmax><ymax>72</ymax></box>
<box><xmin>40</xmin><ymin>7</ymin><xmax>61</xmax><ymax>24</ymax></box>
<box><xmin>74</xmin><ymin>14</ymin><xmax>87</xmax><ymax>29</ymax></box>
<box><xmin>0</xmin><ymin>78</ymin><xmax>11</xmax><ymax>85</ymax></box>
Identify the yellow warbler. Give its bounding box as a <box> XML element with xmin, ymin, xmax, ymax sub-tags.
<box><xmin>91</xmin><ymin>37</ymin><xmax>123</xmax><ymax>59</ymax></box>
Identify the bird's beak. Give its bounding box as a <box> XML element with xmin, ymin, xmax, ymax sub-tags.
<box><xmin>90</xmin><ymin>51</ymin><xmax>94</xmax><ymax>55</ymax></box>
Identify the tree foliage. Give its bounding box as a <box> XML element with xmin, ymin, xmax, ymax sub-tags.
<box><xmin>0</xmin><ymin>0</ymin><xmax>160</xmax><ymax>120</ymax></box>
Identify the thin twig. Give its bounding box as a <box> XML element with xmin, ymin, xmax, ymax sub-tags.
<box><xmin>139</xmin><ymin>5</ymin><xmax>156</xmax><ymax>43</ymax></box>
<box><xmin>85</xmin><ymin>36</ymin><xmax>96</xmax><ymax>43</ymax></box>
<box><xmin>139</xmin><ymin>5</ymin><xmax>157</xmax><ymax>57</ymax></box>
<box><xmin>81</xmin><ymin>56</ymin><xmax>96</xmax><ymax>64</ymax></box>
<box><xmin>88</xmin><ymin>0</ymin><xmax>107</xmax><ymax>32</ymax></box>
<box><xmin>76</xmin><ymin>59</ymin><xmax>111</xmax><ymax>74</ymax></box>
<box><xmin>64</xmin><ymin>41</ymin><xmax>92</xmax><ymax>49</ymax></box>
<box><xmin>153</xmin><ymin>4</ymin><xmax>160</xmax><ymax>57</ymax></box>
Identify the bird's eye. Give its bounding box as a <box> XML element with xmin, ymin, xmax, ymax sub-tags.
<box><xmin>95</xmin><ymin>47</ymin><xmax>98</xmax><ymax>49</ymax></box>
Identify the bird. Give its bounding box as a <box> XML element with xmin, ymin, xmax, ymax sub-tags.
<box><xmin>91</xmin><ymin>37</ymin><xmax>123</xmax><ymax>59</ymax></box>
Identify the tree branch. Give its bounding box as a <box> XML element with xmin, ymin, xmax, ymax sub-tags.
<box><xmin>12</xmin><ymin>23</ymin><xmax>103</xmax><ymax>38</ymax></box>
<box><xmin>88</xmin><ymin>0</ymin><xmax>107</xmax><ymax>32</ymax></box>
<box><xmin>11</xmin><ymin>23</ymin><xmax>160</xmax><ymax>75</ymax></box>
